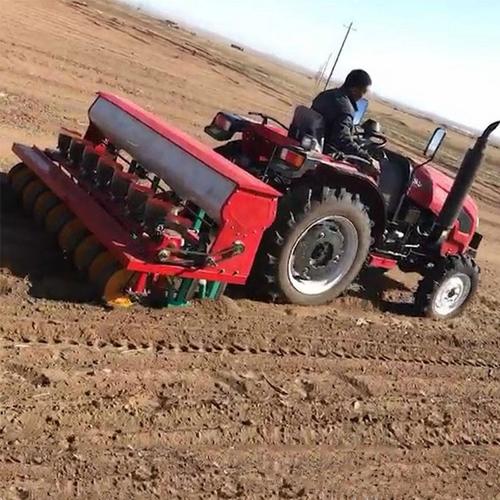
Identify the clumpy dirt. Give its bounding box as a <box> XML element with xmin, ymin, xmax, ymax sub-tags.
<box><xmin>0</xmin><ymin>0</ymin><xmax>499</xmax><ymax>498</ymax></box>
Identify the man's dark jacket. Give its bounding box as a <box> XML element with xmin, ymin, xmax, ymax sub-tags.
<box><xmin>311</xmin><ymin>87</ymin><xmax>371</xmax><ymax>160</ymax></box>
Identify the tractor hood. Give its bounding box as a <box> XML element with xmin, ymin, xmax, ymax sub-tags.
<box><xmin>408</xmin><ymin>164</ymin><xmax>478</xmax><ymax>221</ymax></box>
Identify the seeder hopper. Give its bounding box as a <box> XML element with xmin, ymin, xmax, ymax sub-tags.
<box><xmin>7</xmin><ymin>92</ymin><xmax>280</xmax><ymax>307</ymax></box>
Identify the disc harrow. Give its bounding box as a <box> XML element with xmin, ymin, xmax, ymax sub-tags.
<box><xmin>7</xmin><ymin>93</ymin><xmax>279</xmax><ymax>307</ymax></box>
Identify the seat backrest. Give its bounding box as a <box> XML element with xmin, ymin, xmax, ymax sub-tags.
<box><xmin>288</xmin><ymin>105</ymin><xmax>325</xmax><ymax>151</ymax></box>
<box><xmin>378</xmin><ymin>153</ymin><xmax>413</xmax><ymax>215</ymax></box>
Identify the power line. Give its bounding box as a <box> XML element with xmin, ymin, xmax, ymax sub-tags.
<box><xmin>324</xmin><ymin>21</ymin><xmax>356</xmax><ymax>91</ymax></box>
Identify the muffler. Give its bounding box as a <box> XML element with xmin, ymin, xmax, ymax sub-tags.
<box><xmin>428</xmin><ymin>121</ymin><xmax>499</xmax><ymax>244</ymax></box>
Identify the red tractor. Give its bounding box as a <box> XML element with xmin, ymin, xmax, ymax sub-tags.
<box><xmin>205</xmin><ymin>103</ymin><xmax>498</xmax><ymax>318</ymax></box>
<box><xmin>3</xmin><ymin>92</ymin><xmax>496</xmax><ymax>319</ymax></box>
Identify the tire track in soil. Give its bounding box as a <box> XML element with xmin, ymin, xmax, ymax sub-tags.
<box><xmin>1</xmin><ymin>344</ymin><xmax>498</xmax><ymax>498</ymax></box>
<box><xmin>2</xmin><ymin>337</ymin><xmax>498</xmax><ymax>453</ymax></box>
<box><xmin>0</xmin><ymin>333</ymin><xmax>498</xmax><ymax>370</ymax></box>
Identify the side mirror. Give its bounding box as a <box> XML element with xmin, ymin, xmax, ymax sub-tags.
<box><xmin>424</xmin><ymin>127</ymin><xmax>446</xmax><ymax>159</ymax></box>
<box><xmin>353</xmin><ymin>98</ymin><xmax>368</xmax><ymax>126</ymax></box>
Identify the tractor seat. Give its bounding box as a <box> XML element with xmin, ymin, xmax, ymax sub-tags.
<box><xmin>378</xmin><ymin>152</ymin><xmax>413</xmax><ymax>215</ymax></box>
<box><xmin>288</xmin><ymin>105</ymin><xmax>325</xmax><ymax>152</ymax></box>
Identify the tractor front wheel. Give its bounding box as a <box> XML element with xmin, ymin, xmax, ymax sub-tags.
<box><xmin>251</xmin><ymin>186</ymin><xmax>372</xmax><ymax>305</ymax></box>
<box><xmin>415</xmin><ymin>255</ymin><xmax>479</xmax><ymax>319</ymax></box>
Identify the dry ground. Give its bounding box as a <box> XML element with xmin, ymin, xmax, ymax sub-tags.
<box><xmin>0</xmin><ymin>0</ymin><xmax>499</xmax><ymax>498</ymax></box>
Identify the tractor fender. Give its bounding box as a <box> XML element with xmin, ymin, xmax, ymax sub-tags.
<box><xmin>313</xmin><ymin>165</ymin><xmax>387</xmax><ymax>245</ymax></box>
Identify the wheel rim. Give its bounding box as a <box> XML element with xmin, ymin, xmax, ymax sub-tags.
<box><xmin>288</xmin><ymin>215</ymin><xmax>359</xmax><ymax>295</ymax></box>
<box><xmin>433</xmin><ymin>273</ymin><xmax>471</xmax><ymax>316</ymax></box>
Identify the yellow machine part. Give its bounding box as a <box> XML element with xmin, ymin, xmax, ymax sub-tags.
<box><xmin>22</xmin><ymin>179</ymin><xmax>48</xmax><ymax>213</ymax></box>
<box><xmin>88</xmin><ymin>251</ymin><xmax>117</xmax><ymax>284</ymax></box>
<box><xmin>33</xmin><ymin>191</ymin><xmax>60</xmax><ymax>225</ymax></box>
<box><xmin>8</xmin><ymin>163</ymin><xmax>134</xmax><ymax>308</ymax></box>
<box><xmin>88</xmin><ymin>251</ymin><xmax>134</xmax><ymax>307</ymax></box>
<box><xmin>45</xmin><ymin>204</ymin><xmax>73</xmax><ymax>234</ymax></box>
<box><xmin>73</xmin><ymin>235</ymin><xmax>103</xmax><ymax>272</ymax></box>
<box><xmin>58</xmin><ymin>218</ymin><xmax>89</xmax><ymax>254</ymax></box>
<box><xmin>102</xmin><ymin>269</ymin><xmax>134</xmax><ymax>308</ymax></box>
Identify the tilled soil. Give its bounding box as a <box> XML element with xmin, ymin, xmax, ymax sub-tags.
<box><xmin>1</xmin><ymin>207</ymin><xmax>499</xmax><ymax>498</ymax></box>
<box><xmin>0</xmin><ymin>0</ymin><xmax>499</xmax><ymax>498</ymax></box>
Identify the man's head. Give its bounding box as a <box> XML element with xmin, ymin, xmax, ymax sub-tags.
<box><xmin>342</xmin><ymin>69</ymin><xmax>372</xmax><ymax>101</ymax></box>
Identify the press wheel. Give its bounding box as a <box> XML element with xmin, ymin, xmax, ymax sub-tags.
<box><xmin>58</xmin><ymin>218</ymin><xmax>89</xmax><ymax>254</ymax></box>
<box><xmin>73</xmin><ymin>235</ymin><xmax>103</xmax><ymax>272</ymax></box>
<box><xmin>22</xmin><ymin>180</ymin><xmax>48</xmax><ymax>213</ymax></box>
<box><xmin>45</xmin><ymin>204</ymin><xmax>73</xmax><ymax>234</ymax></box>
<box><xmin>33</xmin><ymin>192</ymin><xmax>60</xmax><ymax>225</ymax></box>
<box><xmin>10</xmin><ymin>167</ymin><xmax>35</xmax><ymax>194</ymax></box>
<box><xmin>101</xmin><ymin>267</ymin><xmax>134</xmax><ymax>308</ymax></box>
<box><xmin>88</xmin><ymin>251</ymin><xmax>116</xmax><ymax>284</ymax></box>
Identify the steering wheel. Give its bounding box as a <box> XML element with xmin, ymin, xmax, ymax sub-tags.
<box><xmin>360</xmin><ymin>132</ymin><xmax>387</xmax><ymax>151</ymax></box>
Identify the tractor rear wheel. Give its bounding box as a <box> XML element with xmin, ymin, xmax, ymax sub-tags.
<box><xmin>415</xmin><ymin>255</ymin><xmax>479</xmax><ymax>319</ymax></box>
<box><xmin>251</xmin><ymin>185</ymin><xmax>372</xmax><ymax>305</ymax></box>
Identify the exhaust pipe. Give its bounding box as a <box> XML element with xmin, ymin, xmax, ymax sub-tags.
<box><xmin>428</xmin><ymin>121</ymin><xmax>500</xmax><ymax>244</ymax></box>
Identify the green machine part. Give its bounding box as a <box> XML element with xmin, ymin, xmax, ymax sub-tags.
<box><xmin>165</xmin><ymin>279</ymin><xmax>226</xmax><ymax>307</ymax></box>
<box><xmin>164</xmin><ymin>209</ymin><xmax>226</xmax><ymax>307</ymax></box>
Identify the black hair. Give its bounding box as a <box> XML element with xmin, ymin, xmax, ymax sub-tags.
<box><xmin>344</xmin><ymin>69</ymin><xmax>372</xmax><ymax>88</ymax></box>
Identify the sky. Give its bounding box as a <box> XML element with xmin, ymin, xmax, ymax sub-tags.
<box><xmin>122</xmin><ymin>0</ymin><xmax>500</xmax><ymax>135</ymax></box>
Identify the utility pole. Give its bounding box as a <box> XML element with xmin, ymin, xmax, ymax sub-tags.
<box><xmin>315</xmin><ymin>52</ymin><xmax>333</xmax><ymax>92</ymax></box>
<box><xmin>324</xmin><ymin>21</ymin><xmax>355</xmax><ymax>91</ymax></box>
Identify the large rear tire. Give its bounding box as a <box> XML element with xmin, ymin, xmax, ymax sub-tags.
<box><xmin>415</xmin><ymin>255</ymin><xmax>479</xmax><ymax>319</ymax></box>
<box><xmin>251</xmin><ymin>185</ymin><xmax>372</xmax><ymax>305</ymax></box>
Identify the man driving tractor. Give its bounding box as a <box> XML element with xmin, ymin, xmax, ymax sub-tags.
<box><xmin>311</xmin><ymin>69</ymin><xmax>380</xmax><ymax>177</ymax></box>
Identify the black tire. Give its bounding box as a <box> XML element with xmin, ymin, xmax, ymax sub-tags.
<box><xmin>415</xmin><ymin>255</ymin><xmax>479</xmax><ymax>319</ymax></box>
<box><xmin>251</xmin><ymin>185</ymin><xmax>372</xmax><ymax>305</ymax></box>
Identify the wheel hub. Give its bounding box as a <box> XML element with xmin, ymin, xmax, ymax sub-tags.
<box><xmin>293</xmin><ymin>223</ymin><xmax>345</xmax><ymax>280</ymax></box>
<box><xmin>434</xmin><ymin>273</ymin><xmax>471</xmax><ymax>316</ymax></box>
<box><xmin>288</xmin><ymin>216</ymin><xmax>359</xmax><ymax>296</ymax></box>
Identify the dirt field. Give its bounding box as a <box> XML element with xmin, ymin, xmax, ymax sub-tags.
<box><xmin>0</xmin><ymin>0</ymin><xmax>499</xmax><ymax>498</ymax></box>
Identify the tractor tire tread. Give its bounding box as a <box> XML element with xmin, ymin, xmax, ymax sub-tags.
<box><xmin>249</xmin><ymin>184</ymin><xmax>372</xmax><ymax>305</ymax></box>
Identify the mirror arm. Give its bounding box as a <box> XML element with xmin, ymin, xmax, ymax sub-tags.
<box><xmin>392</xmin><ymin>149</ymin><xmax>437</xmax><ymax>222</ymax></box>
<box><xmin>415</xmin><ymin>156</ymin><xmax>433</xmax><ymax>169</ymax></box>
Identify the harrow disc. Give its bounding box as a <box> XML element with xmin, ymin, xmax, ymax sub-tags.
<box><xmin>33</xmin><ymin>191</ymin><xmax>60</xmax><ymax>225</ymax></box>
<box><xmin>58</xmin><ymin>218</ymin><xmax>89</xmax><ymax>254</ymax></box>
<box><xmin>73</xmin><ymin>235</ymin><xmax>103</xmax><ymax>271</ymax></box>
<box><xmin>7</xmin><ymin>163</ymin><xmax>27</xmax><ymax>182</ymax></box>
<box><xmin>22</xmin><ymin>179</ymin><xmax>48</xmax><ymax>213</ymax></box>
<box><xmin>101</xmin><ymin>268</ymin><xmax>134</xmax><ymax>308</ymax></box>
<box><xmin>88</xmin><ymin>251</ymin><xmax>116</xmax><ymax>284</ymax></box>
<box><xmin>10</xmin><ymin>166</ymin><xmax>35</xmax><ymax>194</ymax></box>
<box><xmin>45</xmin><ymin>204</ymin><xmax>73</xmax><ymax>234</ymax></box>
